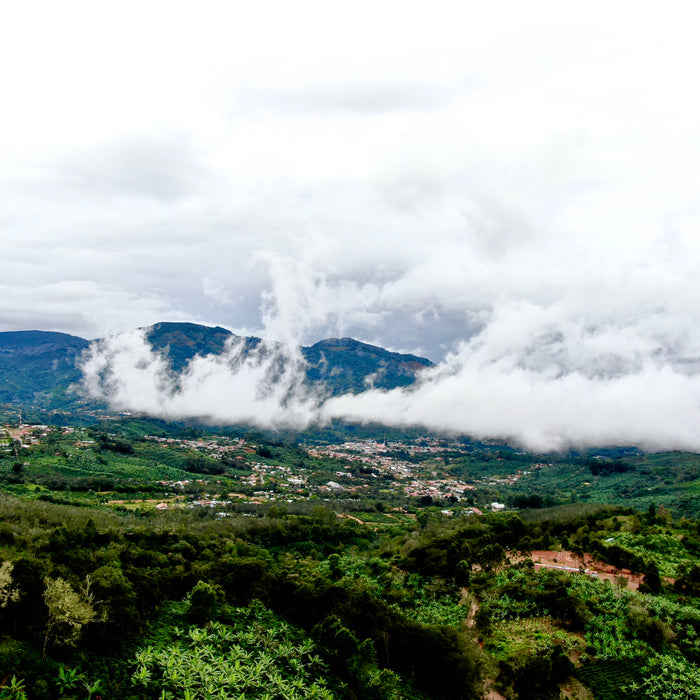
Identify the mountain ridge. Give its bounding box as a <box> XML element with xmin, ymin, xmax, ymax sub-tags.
<box><xmin>0</xmin><ymin>322</ymin><xmax>433</xmax><ymax>415</ymax></box>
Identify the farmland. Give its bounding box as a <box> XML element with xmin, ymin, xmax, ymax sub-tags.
<box><xmin>1</xmin><ymin>418</ymin><xmax>700</xmax><ymax>698</ymax></box>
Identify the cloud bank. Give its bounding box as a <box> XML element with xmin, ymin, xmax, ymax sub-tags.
<box><xmin>81</xmin><ymin>298</ymin><xmax>700</xmax><ymax>452</ymax></box>
<box><xmin>80</xmin><ymin>330</ymin><xmax>320</xmax><ymax>430</ymax></box>
<box><xmin>323</xmin><ymin>309</ymin><xmax>700</xmax><ymax>453</ymax></box>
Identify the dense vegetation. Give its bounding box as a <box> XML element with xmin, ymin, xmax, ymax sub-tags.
<box><xmin>1</xmin><ymin>421</ymin><xmax>700</xmax><ymax>698</ymax></box>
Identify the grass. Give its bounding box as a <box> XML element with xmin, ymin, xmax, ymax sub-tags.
<box><xmin>485</xmin><ymin>617</ymin><xmax>584</xmax><ymax>661</ymax></box>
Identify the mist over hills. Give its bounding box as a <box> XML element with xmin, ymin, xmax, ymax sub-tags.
<box><xmin>0</xmin><ymin>322</ymin><xmax>433</xmax><ymax>417</ymax></box>
<box><xmin>5</xmin><ymin>321</ymin><xmax>700</xmax><ymax>453</ymax></box>
<box><xmin>146</xmin><ymin>322</ymin><xmax>432</xmax><ymax>394</ymax></box>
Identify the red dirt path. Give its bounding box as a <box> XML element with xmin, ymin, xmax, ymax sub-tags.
<box><xmin>525</xmin><ymin>550</ymin><xmax>644</xmax><ymax>590</ymax></box>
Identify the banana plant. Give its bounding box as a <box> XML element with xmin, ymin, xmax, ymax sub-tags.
<box><xmin>131</xmin><ymin>664</ymin><xmax>153</xmax><ymax>688</ymax></box>
<box><xmin>131</xmin><ymin>602</ymin><xmax>336</xmax><ymax>700</ymax></box>
<box><xmin>0</xmin><ymin>676</ymin><xmax>27</xmax><ymax>700</ymax></box>
<box><xmin>56</xmin><ymin>666</ymin><xmax>85</xmax><ymax>697</ymax></box>
<box><xmin>83</xmin><ymin>679</ymin><xmax>101</xmax><ymax>700</ymax></box>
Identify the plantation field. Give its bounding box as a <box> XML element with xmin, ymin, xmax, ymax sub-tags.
<box><xmin>2</xmin><ymin>419</ymin><xmax>700</xmax><ymax>698</ymax></box>
<box><xmin>576</xmin><ymin>659</ymin><xmax>647</xmax><ymax>700</ymax></box>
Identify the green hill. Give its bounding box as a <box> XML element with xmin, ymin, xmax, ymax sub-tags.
<box><xmin>303</xmin><ymin>336</ymin><xmax>432</xmax><ymax>394</ymax></box>
<box><xmin>0</xmin><ymin>322</ymin><xmax>433</xmax><ymax>414</ymax></box>
<box><xmin>145</xmin><ymin>322</ymin><xmax>433</xmax><ymax>395</ymax></box>
<box><xmin>0</xmin><ymin>330</ymin><xmax>89</xmax><ymax>410</ymax></box>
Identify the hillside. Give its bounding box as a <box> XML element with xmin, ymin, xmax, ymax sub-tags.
<box><xmin>145</xmin><ymin>322</ymin><xmax>261</xmax><ymax>371</ymax></box>
<box><xmin>303</xmin><ymin>336</ymin><xmax>432</xmax><ymax>394</ymax></box>
<box><xmin>0</xmin><ymin>322</ymin><xmax>433</xmax><ymax>416</ymax></box>
<box><xmin>2</xmin><ymin>422</ymin><xmax>700</xmax><ymax>699</ymax></box>
<box><xmin>146</xmin><ymin>322</ymin><xmax>433</xmax><ymax>395</ymax></box>
<box><xmin>0</xmin><ymin>330</ymin><xmax>90</xmax><ymax>410</ymax></box>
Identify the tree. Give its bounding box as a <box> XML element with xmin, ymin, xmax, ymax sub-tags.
<box><xmin>0</xmin><ymin>561</ymin><xmax>20</xmax><ymax>608</ymax></box>
<box><xmin>455</xmin><ymin>559</ymin><xmax>471</xmax><ymax>587</ymax></box>
<box><xmin>87</xmin><ymin>564</ymin><xmax>138</xmax><ymax>648</ymax></box>
<box><xmin>478</xmin><ymin>543</ymin><xmax>506</xmax><ymax>572</ymax></box>
<box><xmin>328</xmin><ymin>553</ymin><xmax>343</xmax><ymax>579</ymax></box>
<box><xmin>640</xmin><ymin>561</ymin><xmax>662</xmax><ymax>595</ymax></box>
<box><xmin>42</xmin><ymin>577</ymin><xmax>97</xmax><ymax>657</ymax></box>
<box><xmin>416</xmin><ymin>511</ymin><xmax>430</xmax><ymax>530</ymax></box>
<box><xmin>7</xmin><ymin>557</ymin><xmax>45</xmax><ymax>631</ymax></box>
<box><xmin>187</xmin><ymin>580</ymin><xmax>224</xmax><ymax>624</ymax></box>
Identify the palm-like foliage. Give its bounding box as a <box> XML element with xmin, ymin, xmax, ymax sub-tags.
<box><xmin>624</xmin><ymin>654</ymin><xmax>700</xmax><ymax>699</ymax></box>
<box><xmin>131</xmin><ymin>602</ymin><xmax>336</xmax><ymax>699</ymax></box>
<box><xmin>0</xmin><ymin>676</ymin><xmax>27</xmax><ymax>700</ymax></box>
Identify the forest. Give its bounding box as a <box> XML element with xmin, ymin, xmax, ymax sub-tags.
<box><xmin>1</xmin><ymin>419</ymin><xmax>700</xmax><ymax>699</ymax></box>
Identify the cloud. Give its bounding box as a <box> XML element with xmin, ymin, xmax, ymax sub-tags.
<box><xmin>322</xmin><ymin>301</ymin><xmax>700</xmax><ymax>452</ymax></box>
<box><xmin>81</xmin><ymin>292</ymin><xmax>700</xmax><ymax>452</ymax></box>
<box><xmin>57</xmin><ymin>133</ymin><xmax>210</xmax><ymax>203</ymax></box>
<box><xmin>0</xmin><ymin>282</ymin><xmax>186</xmax><ymax>338</ymax></box>
<box><xmin>81</xmin><ymin>329</ymin><xmax>321</xmax><ymax>429</ymax></box>
<box><xmin>234</xmin><ymin>81</ymin><xmax>452</xmax><ymax>117</ymax></box>
<box><xmin>324</xmin><ymin>362</ymin><xmax>700</xmax><ymax>453</ymax></box>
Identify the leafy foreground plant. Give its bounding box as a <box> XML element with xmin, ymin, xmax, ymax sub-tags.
<box><xmin>0</xmin><ymin>675</ymin><xmax>27</xmax><ymax>700</ymax></box>
<box><xmin>623</xmin><ymin>654</ymin><xmax>700</xmax><ymax>700</ymax></box>
<box><xmin>131</xmin><ymin>601</ymin><xmax>335</xmax><ymax>700</ymax></box>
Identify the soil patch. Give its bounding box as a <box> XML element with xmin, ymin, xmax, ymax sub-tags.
<box><xmin>526</xmin><ymin>550</ymin><xmax>644</xmax><ymax>590</ymax></box>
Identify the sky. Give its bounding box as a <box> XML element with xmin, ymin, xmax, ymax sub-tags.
<box><xmin>4</xmin><ymin>2</ymin><xmax>700</xmax><ymax>449</ymax></box>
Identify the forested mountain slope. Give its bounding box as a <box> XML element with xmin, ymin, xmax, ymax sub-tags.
<box><xmin>0</xmin><ymin>322</ymin><xmax>433</xmax><ymax>414</ymax></box>
<box><xmin>0</xmin><ymin>331</ymin><xmax>89</xmax><ymax>410</ymax></box>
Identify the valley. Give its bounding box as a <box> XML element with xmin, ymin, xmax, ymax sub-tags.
<box><xmin>2</xmin><ymin>326</ymin><xmax>700</xmax><ymax>699</ymax></box>
<box><xmin>1</xmin><ymin>416</ymin><xmax>700</xmax><ymax>698</ymax></box>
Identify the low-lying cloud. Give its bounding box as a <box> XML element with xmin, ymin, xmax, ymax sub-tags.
<box><xmin>80</xmin><ymin>329</ymin><xmax>321</xmax><ymax>430</ymax></box>
<box><xmin>80</xmin><ymin>297</ymin><xmax>700</xmax><ymax>452</ymax></box>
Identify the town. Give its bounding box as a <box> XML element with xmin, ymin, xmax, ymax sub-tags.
<box><xmin>1</xmin><ymin>421</ymin><xmax>550</xmax><ymax>518</ymax></box>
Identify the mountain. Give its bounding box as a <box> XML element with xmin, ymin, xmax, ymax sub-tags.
<box><xmin>146</xmin><ymin>322</ymin><xmax>433</xmax><ymax>395</ymax></box>
<box><xmin>146</xmin><ymin>322</ymin><xmax>262</xmax><ymax>372</ymax></box>
<box><xmin>0</xmin><ymin>330</ymin><xmax>90</xmax><ymax>411</ymax></box>
<box><xmin>0</xmin><ymin>322</ymin><xmax>433</xmax><ymax>416</ymax></box>
<box><xmin>303</xmin><ymin>336</ymin><xmax>432</xmax><ymax>394</ymax></box>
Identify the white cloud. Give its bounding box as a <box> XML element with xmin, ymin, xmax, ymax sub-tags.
<box><xmin>81</xmin><ymin>328</ymin><xmax>322</xmax><ymax>429</ymax></box>
<box><xmin>0</xmin><ymin>282</ymin><xmax>185</xmax><ymax>338</ymax></box>
<box><xmin>323</xmin><ymin>359</ymin><xmax>700</xmax><ymax>453</ymax></box>
<box><xmin>81</xmin><ymin>295</ymin><xmax>700</xmax><ymax>451</ymax></box>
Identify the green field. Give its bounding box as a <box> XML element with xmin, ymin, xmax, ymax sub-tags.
<box><xmin>1</xmin><ymin>420</ymin><xmax>700</xmax><ymax>698</ymax></box>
